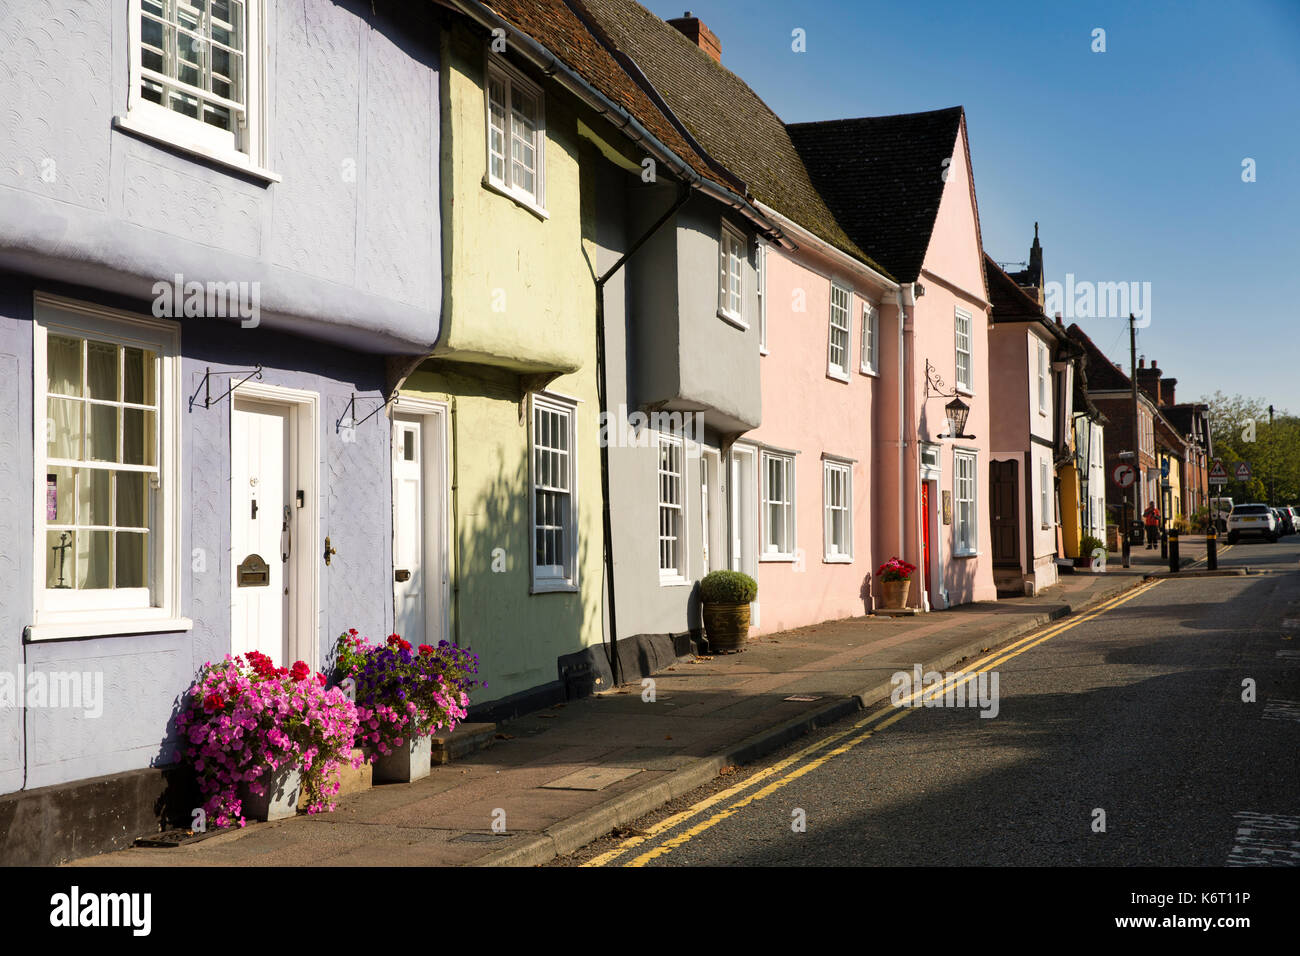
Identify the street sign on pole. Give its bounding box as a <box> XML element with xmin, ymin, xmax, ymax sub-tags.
<box><xmin>1235</xmin><ymin>461</ymin><xmax>1252</xmax><ymax>480</ymax></box>
<box><xmin>1208</xmin><ymin>460</ymin><xmax>1228</xmax><ymax>485</ymax></box>
<box><xmin>1113</xmin><ymin>463</ymin><xmax>1136</xmax><ymax>489</ymax></box>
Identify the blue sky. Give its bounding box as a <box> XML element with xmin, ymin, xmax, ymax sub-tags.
<box><xmin>646</xmin><ymin>0</ymin><xmax>1300</xmax><ymax>412</ymax></box>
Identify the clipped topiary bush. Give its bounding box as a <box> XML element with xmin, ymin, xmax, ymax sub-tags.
<box><xmin>699</xmin><ymin>569</ymin><xmax>757</xmax><ymax>604</ymax></box>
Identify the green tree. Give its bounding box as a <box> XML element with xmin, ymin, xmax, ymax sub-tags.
<box><xmin>1202</xmin><ymin>392</ymin><xmax>1299</xmax><ymax>505</ymax></box>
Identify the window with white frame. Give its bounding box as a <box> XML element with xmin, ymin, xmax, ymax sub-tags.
<box><xmin>761</xmin><ymin>451</ymin><xmax>795</xmax><ymax>559</ymax></box>
<box><xmin>1040</xmin><ymin>459</ymin><xmax>1051</xmax><ymax>528</ymax></box>
<box><xmin>487</xmin><ymin>62</ymin><xmax>545</xmax><ymax>209</ymax></box>
<box><xmin>828</xmin><ymin>284</ymin><xmax>851</xmax><ymax>380</ymax></box>
<box><xmin>955</xmin><ymin>308</ymin><xmax>972</xmax><ymax>391</ymax></box>
<box><xmin>1037</xmin><ymin>340</ymin><xmax>1049</xmax><ymax>414</ymax></box>
<box><xmin>128</xmin><ymin>0</ymin><xmax>262</xmax><ymax>165</ymax></box>
<box><xmin>757</xmin><ymin>243</ymin><xmax>767</xmax><ymax>352</ymax></box>
<box><xmin>658</xmin><ymin>434</ymin><xmax>686</xmax><ymax>581</ymax></box>
<box><xmin>823</xmin><ymin>459</ymin><xmax>852</xmax><ymax>561</ymax></box>
<box><xmin>954</xmin><ymin>450</ymin><xmax>977</xmax><ymax>554</ymax></box>
<box><xmin>33</xmin><ymin>298</ymin><xmax>183</xmax><ymax>638</ymax></box>
<box><xmin>860</xmin><ymin>302</ymin><xmax>878</xmax><ymax>374</ymax></box>
<box><xmin>718</xmin><ymin>222</ymin><xmax>746</xmax><ymax>324</ymax></box>
<box><xmin>531</xmin><ymin>395</ymin><xmax>577</xmax><ymax>589</ymax></box>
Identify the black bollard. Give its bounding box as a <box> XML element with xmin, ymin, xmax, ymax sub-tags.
<box><xmin>1168</xmin><ymin>528</ymin><xmax>1180</xmax><ymax>573</ymax></box>
<box><xmin>1207</xmin><ymin>530</ymin><xmax>1218</xmax><ymax>571</ymax></box>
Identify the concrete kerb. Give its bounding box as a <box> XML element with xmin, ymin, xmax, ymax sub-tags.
<box><xmin>475</xmin><ymin>575</ymin><xmax>1149</xmax><ymax>867</ymax></box>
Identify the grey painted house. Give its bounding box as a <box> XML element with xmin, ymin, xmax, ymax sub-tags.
<box><xmin>0</xmin><ymin>0</ymin><xmax>441</xmax><ymax>837</ymax></box>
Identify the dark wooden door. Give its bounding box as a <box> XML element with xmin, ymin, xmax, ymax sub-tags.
<box><xmin>991</xmin><ymin>460</ymin><xmax>1019</xmax><ymax>567</ymax></box>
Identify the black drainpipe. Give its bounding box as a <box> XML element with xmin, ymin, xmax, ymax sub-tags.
<box><xmin>594</xmin><ymin>180</ymin><xmax>692</xmax><ymax>687</ymax></box>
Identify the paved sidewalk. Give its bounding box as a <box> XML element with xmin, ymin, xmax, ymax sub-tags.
<box><xmin>69</xmin><ymin>554</ymin><xmax>1192</xmax><ymax>868</ymax></box>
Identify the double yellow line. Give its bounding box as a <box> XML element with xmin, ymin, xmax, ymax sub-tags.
<box><xmin>584</xmin><ymin>578</ymin><xmax>1164</xmax><ymax>867</ymax></box>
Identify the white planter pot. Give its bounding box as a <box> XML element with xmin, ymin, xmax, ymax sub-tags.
<box><xmin>372</xmin><ymin>734</ymin><xmax>432</xmax><ymax>784</ymax></box>
<box><xmin>241</xmin><ymin>765</ymin><xmax>301</xmax><ymax>822</ymax></box>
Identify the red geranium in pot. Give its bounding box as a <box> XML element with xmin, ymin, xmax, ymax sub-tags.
<box><xmin>877</xmin><ymin>557</ymin><xmax>917</xmax><ymax>609</ymax></box>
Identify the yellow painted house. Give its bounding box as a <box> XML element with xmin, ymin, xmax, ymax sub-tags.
<box><xmin>391</xmin><ymin>18</ymin><xmax>603</xmax><ymax>713</ymax></box>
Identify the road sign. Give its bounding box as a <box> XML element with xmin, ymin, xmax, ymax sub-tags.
<box><xmin>1113</xmin><ymin>463</ymin><xmax>1136</xmax><ymax>488</ymax></box>
<box><xmin>1160</xmin><ymin>459</ymin><xmax>1170</xmax><ymax>478</ymax></box>
<box><xmin>1208</xmin><ymin>459</ymin><xmax>1228</xmax><ymax>481</ymax></box>
<box><xmin>1235</xmin><ymin>461</ymin><xmax>1252</xmax><ymax>480</ymax></box>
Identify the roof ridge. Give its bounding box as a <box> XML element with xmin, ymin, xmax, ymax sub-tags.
<box><xmin>788</xmin><ymin>105</ymin><xmax>965</xmax><ymax>127</ymax></box>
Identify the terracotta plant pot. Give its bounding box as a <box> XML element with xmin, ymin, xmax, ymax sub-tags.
<box><xmin>881</xmin><ymin>579</ymin><xmax>911</xmax><ymax>609</ymax></box>
<box><xmin>702</xmin><ymin>602</ymin><xmax>751</xmax><ymax>651</ymax></box>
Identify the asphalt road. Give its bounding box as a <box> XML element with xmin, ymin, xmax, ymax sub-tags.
<box><xmin>558</xmin><ymin>537</ymin><xmax>1300</xmax><ymax>866</ymax></box>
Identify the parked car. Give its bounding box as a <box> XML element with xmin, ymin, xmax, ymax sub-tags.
<box><xmin>1227</xmin><ymin>503</ymin><xmax>1278</xmax><ymax>543</ymax></box>
<box><xmin>1275</xmin><ymin>506</ymin><xmax>1296</xmax><ymax>535</ymax></box>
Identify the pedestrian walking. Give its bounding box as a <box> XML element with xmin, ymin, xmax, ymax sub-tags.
<box><xmin>1143</xmin><ymin>503</ymin><xmax>1161</xmax><ymax>549</ymax></box>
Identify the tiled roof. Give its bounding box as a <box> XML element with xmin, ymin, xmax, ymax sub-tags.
<box><xmin>984</xmin><ymin>252</ymin><xmax>1046</xmax><ymax>320</ymax></box>
<box><xmin>788</xmin><ymin>107</ymin><xmax>965</xmax><ymax>282</ymax></box>
<box><xmin>1067</xmin><ymin>322</ymin><xmax>1131</xmax><ymax>392</ymax></box>
<box><xmin>573</xmin><ymin>0</ymin><xmax>887</xmax><ymax>275</ymax></box>
<box><xmin>476</xmin><ymin>0</ymin><xmax>725</xmax><ymax>186</ymax></box>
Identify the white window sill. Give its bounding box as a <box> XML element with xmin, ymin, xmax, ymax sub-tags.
<box><xmin>859</xmin><ymin>366</ymin><xmax>879</xmax><ymax>377</ymax></box>
<box><xmin>27</xmin><ymin>614</ymin><xmax>194</xmax><ymax>642</ymax></box>
<box><xmin>717</xmin><ymin>309</ymin><xmax>749</xmax><ymax>331</ymax></box>
<box><xmin>531</xmin><ymin>577</ymin><xmax>578</xmax><ymax>594</ymax></box>
<box><xmin>956</xmin><ymin>386</ymin><xmax>975</xmax><ymax>397</ymax></box>
<box><xmin>659</xmin><ymin>574</ymin><xmax>690</xmax><ymax>587</ymax></box>
<box><xmin>952</xmin><ymin>551</ymin><xmax>981</xmax><ymax>559</ymax></box>
<box><xmin>759</xmin><ymin>553</ymin><xmax>795</xmax><ymax>563</ymax></box>
<box><xmin>113</xmin><ymin>113</ymin><xmax>280</xmax><ymax>184</ymax></box>
<box><xmin>827</xmin><ymin>368</ymin><xmax>850</xmax><ymax>384</ymax></box>
<box><xmin>823</xmin><ymin>554</ymin><xmax>854</xmax><ymax>564</ymax></box>
<box><xmin>482</xmin><ymin>177</ymin><xmax>549</xmax><ymax>220</ymax></box>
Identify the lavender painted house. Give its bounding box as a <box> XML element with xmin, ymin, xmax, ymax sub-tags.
<box><xmin>0</xmin><ymin>0</ymin><xmax>442</xmax><ymax>854</ymax></box>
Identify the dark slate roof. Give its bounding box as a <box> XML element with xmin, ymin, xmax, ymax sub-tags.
<box><xmin>478</xmin><ymin>0</ymin><xmax>724</xmax><ymax>186</ymax></box>
<box><xmin>787</xmin><ymin>107</ymin><xmax>965</xmax><ymax>282</ymax></box>
<box><xmin>573</xmin><ymin>0</ymin><xmax>888</xmax><ymax>276</ymax></box>
<box><xmin>1067</xmin><ymin>322</ymin><xmax>1131</xmax><ymax>392</ymax></box>
<box><xmin>984</xmin><ymin>252</ymin><xmax>1045</xmax><ymax>321</ymax></box>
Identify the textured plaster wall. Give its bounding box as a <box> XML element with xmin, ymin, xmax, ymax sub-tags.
<box><xmin>2</xmin><ymin>275</ymin><xmax>393</xmax><ymax>793</ymax></box>
<box><xmin>0</xmin><ymin>0</ymin><xmax>441</xmax><ymax>353</ymax></box>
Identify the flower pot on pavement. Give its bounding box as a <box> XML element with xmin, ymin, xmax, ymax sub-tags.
<box><xmin>698</xmin><ymin>570</ymin><xmax>758</xmax><ymax>652</ymax></box>
<box><xmin>372</xmin><ymin>733</ymin><xmax>432</xmax><ymax>784</ymax></box>
<box><xmin>702</xmin><ymin>602</ymin><xmax>751</xmax><ymax>651</ymax></box>
<box><xmin>881</xmin><ymin>579</ymin><xmax>911</xmax><ymax>609</ymax></box>
<box><xmin>241</xmin><ymin>765</ymin><xmax>302</xmax><ymax>822</ymax></box>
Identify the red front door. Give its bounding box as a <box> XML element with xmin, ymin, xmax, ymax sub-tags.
<box><xmin>921</xmin><ymin>482</ymin><xmax>933</xmax><ymax>598</ymax></box>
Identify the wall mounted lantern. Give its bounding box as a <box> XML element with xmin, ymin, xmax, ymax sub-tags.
<box><xmin>925</xmin><ymin>360</ymin><xmax>976</xmax><ymax>439</ymax></box>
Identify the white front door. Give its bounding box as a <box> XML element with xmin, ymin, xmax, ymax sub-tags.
<box><xmin>729</xmin><ymin>444</ymin><xmax>759</xmax><ymax>625</ymax></box>
<box><xmin>231</xmin><ymin>398</ymin><xmax>292</xmax><ymax>665</ymax></box>
<box><xmin>392</xmin><ymin>415</ymin><xmax>426</xmax><ymax>646</ymax></box>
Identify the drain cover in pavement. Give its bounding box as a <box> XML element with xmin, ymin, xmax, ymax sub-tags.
<box><xmin>541</xmin><ymin>767</ymin><xmax>642</xmax><ymax>791</ymax></box>
<box><xmin>450</xmin><ymin>832</ymin><xmax>512</xmax><ymax>843</ymax></box>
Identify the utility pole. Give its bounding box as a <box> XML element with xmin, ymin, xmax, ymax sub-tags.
<box><xmin>1129</xmin><ymin>313</ymin><xmax>1140</xmax><ymax>550</ymax></box>
<box><xmin>1268</xmin><ymin>404</ymin><xmax>1275</xmax><ymax>507</ymax></box>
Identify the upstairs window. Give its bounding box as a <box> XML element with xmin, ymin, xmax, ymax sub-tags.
<box><xmin>1037</xmin><ymin>340</ymin><xmax>1049</xmax><ymax>414</ymax></box>
<box><xmin>487</xmin><ymin>62</ymin><xmax>545</xmax><ymax>210</ymax></box>
<box><xmin>126</xmin><ymin>0</ymin><xmax>264</xmax><ymax>168</ymax></box>
<box><xmin>860</xmin><ymin>303</ymin><xmax>878</xmax><ymax>374</ymax></box>
<box><xmin>955</xmin><ymin>308</ymin><xmax>972</xmax><ymax>391</ymax></box>
<box><xmin>828</xmin><ymin>284</ymin><xmax>851</xmax><ymax>381</ymax></box>
<box><xmin>718</xmin><ymin>222</ymin><xmax>746</xmax><ymax>326</ymax></box>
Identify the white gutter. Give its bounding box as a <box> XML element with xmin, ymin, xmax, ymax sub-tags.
<box><xmin>440</xmin><ymin>0</ymin><xmax>792</xmax><ymax>249</ymax></box>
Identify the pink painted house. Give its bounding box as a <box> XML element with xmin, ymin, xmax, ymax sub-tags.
<box><xmin>791</xmin><ymin>107</ymin><xmax>998</xmax><ymax>609</ymax></box>
<box><xmin>744</xmin><ymin>212</ymin><xmax>896</xmax><ymax>634</ymax></box>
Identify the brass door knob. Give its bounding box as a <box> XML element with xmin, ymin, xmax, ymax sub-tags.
<box><xmin>324</xmin><ymin>537</ymin><xmax>337</xmax><ymax>566</ymax></box>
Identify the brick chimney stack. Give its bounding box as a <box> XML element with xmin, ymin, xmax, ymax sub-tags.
<box><xmin>667</xmin><ymin>11</ymin><xmax>721</xmax><ymax>63</ymax></box>
<box><xmin>1161</xmin><ymin>377</ymin><xmax>1177</xmax><ymax>406</ymax></box>
<box><xmin>1136</xmin><ymin>358</ymin><xmax>1163</xmax><ymax>405</ymax></box>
